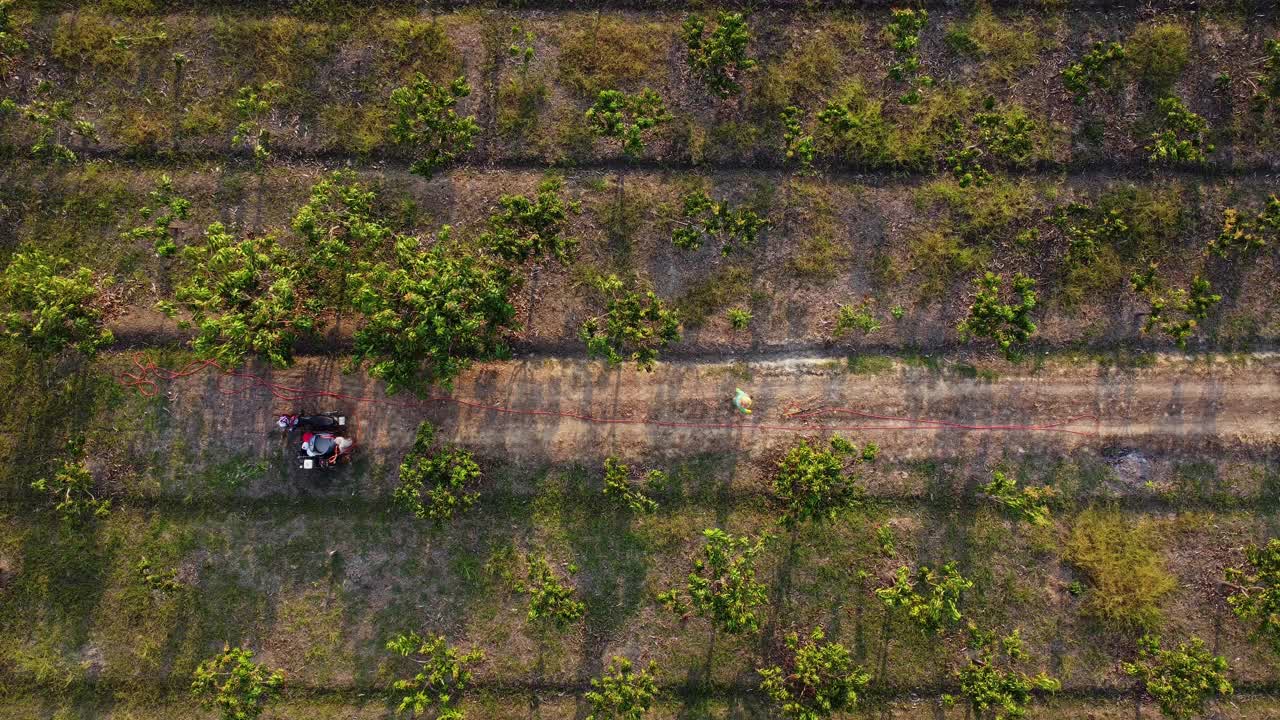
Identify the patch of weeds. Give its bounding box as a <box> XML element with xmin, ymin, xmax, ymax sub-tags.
<box><xmin>945</xmin><ymin>7</ymin><xmax>1053</xmax><ymax>83</ymax></box>
<box><xmin>752</xmin><ymin>22</ymin><xmax>861</xmax><ymax>117</ymax></box>
<box><xmin>885</xmin><ymin>8</ymin><xmax>933</xmax><ymax>105</ymax></box>
<box><xmin>846</xmin><ymin>354</ymin><xmax>895</xmax><ymax>375</ymax></box>
<box><xmin>1146</xmin><ymin>96</ymin><xmax>1213</xmax><ymax>165</ymax></box>
<box><xmin>1063</xmin><ymin>41</ymin><xmax>1126</xmax><ymax>104</ymax></box>
<box><xmin>558</xmin><ymin>15</ymin><xmax>665</xmax><ymax>98</ymax></box>
<box><xmin>833</xmin><ymin>300</ymin><xmax>881</xmax><ymax>338</ymax></box>
<box><xmin>816</xmin><ymin>78</ymin><xmax>894</xmax><ymax>166</ymax></box>
<box><xmin>372</xmin><ymin>17</ymin><xmax>462</xmax><ymax>85</ymax></box>
<box><xmin>956</xmin><ymin>271</ymin><xmax>1038</xmax><ymax>360</ymax></box>
<box><xmin>908</xmin><ymin>229</ymin><xmax>989</xmax><ymax>297</ymax></box>
<box><xmin>198</xmin><ymin>456</ymin><xmax>268</xmax><ymax>495</ymax></box>
<box><xmin>497</xmin><ymin>77</ymin><xmax>548</xmax><ymax>140</ymax></box>
<box><xmin>1127</xmin><ymin>22</ymin><xmax>1190</xmax><ymax>92</ymax></box>
<box><xmin>675</xmin><ymin>265</ymin><xmax>751</xmax><ymax>327</ymax></box>
<box><xmin>1064</xmin><ymin>507</ymin><xmax>1176</xmax><ymax>631</ymax></box>
<box><xmin>727</xmin><ymin>307</ymin><xmax>752</xmax><ymax>330</ymax></box>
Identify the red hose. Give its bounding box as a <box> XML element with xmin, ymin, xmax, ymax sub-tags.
<box><xmin>118</xmin><ymin>354</ymin><xmax>1100</xmax><ymax>438</ymax></box>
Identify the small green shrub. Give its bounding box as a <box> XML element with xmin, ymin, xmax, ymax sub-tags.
<box><xmin>231</xmin><ymin>81</ymin><xmax>282</xmax><ymax>166</ymax></box>
<box><xmin>980</xmin><ymin>470</ymin><xmax>1055</xmax><ymax>526</ymax></box>
<box><xmin>1064</xmin><ymin>508</ymin><xmax>1175</xmax><ymax>630</ymax></box>
<box><xmin>833</xmin><ymin>302</ymin><xmax>881</xmax><ymax>337</ymax></box>
<box><xmin>876</xmin><ymin>562</ymin><xmax>973</xmax><ymax>635</ymax></box>
<box><xmin>3</xmin><ymin>83</ymin><xmax>98</xmax><ymax>163</ymax></box>
<box><xmin>815</xmin><ymin>81</ymin><xmax>893</xmax><ymax>167</ymax></box>
<box><xmin>389</xmin><ymin>75</ymin><xmax>480</xmax><ymax>177</ymax></box>
<box><xmin>586</xmin><ymin>656</ymin><xmax>659</xmax><ymax>720</ymax></box>
<box><xmin>0</xmin><ymin>250</ymin><xmax>112</xmax><ymax>357</ymax></box>
<box><xmin>974</xmin><ymin>103</ymin><xmax>1037</xmax><ymax>167</ymax></box>
<box><xmin>759</xmin><ymin>627</ymin><xmax>869</xmax><ymax>720</ymax></box>
<box><xmin>672</xmin><ymin>189</ymin><xmax>767</xmax><ymax>255</ymax></box>
<box><xmin>1146</xmin><ymin>96</ymin><xmax>1213</xmax><ymax>165</ymax></box>
<box><xmin>580</xmin><ymin>274</ymin><xmax>681</xmax><ymax>371</ymax></box>
<box><xmin>385</xmin><ymin>632</ymin><xmax>483</xmax><ymax>719</ymax></box>
<box><xmin>517</xmin><ymin>556</ymin><xmax>585</xmax><ymax>627</ymax></box>
<box><xmin>956</xmin><ymin>272</ymin><xmax>1037</xmax><ymax>360</ymax></box>
<box><xmin>290</xmin><ymin>171</ymin><xmax>394</xmax><ymax>304</ymax></box>
<box><xmin>953</xmin><ymin>625</ymin><xmax>1061</xmax><ymax>720</ymax></box>
<box><xmin>1050</xmin><ymin>202</ymin><xmax>1131</xmax><ymax>266</ymax></box>
<box><xmin>1252</xmin><ymin>39</ymin><xmax>1280</xmax><ymax>111</ymax></box>
<box><xmin>190</xmin><ymin>646</ymin><xmax>283</xmax><ymax>720</ymax></box>
<box><xmin>682</xmin><ymin>12</ymin><xmax>757</xmax><ymax>98</ymax></box>
<box><xmin>1225</xmin><ymin>538</ymin><xmax>1280</xmax><ymax>654</ymax></box>
<box><xmin>585</xmin><ymin>88</ymin><xmax>672</xmax><ymax>159</ymax></box>
<box><xmin>1127</xmin><ymin>23</ymin><xmax>1190</xmax><ymax>91</ymax></box>
<box><xmin>1135</xmin><ymin>273</ymin><xmax>1221</xmax><ymax>350</ymax></box>
<box><xmin>482</xmin><ymin>177</ymin><xmax>580</xmax><ymax>265</ymax></box>
<box><xmin>727</xmin><ymin>307</ymin><xmax>752</xmax><ymax>330</ymax></box>
<box><xmin>602</xmin><ymin>456</ymin><xmax>659</xmax><ymax>514</ymax></box>
<box><xmin>31</xmin><ymin>457</ymin><xmax>109</xmax><ymax>522</ymax></box>
<box><xmin>772</xmin><ymin>436</ymin><xmax>873</xmax><ymax>529</ymax></box>
<box><xmin>126</xmin><ymin>174</ymin><xmax>191</xmax><ymax>257</ymax></box>
<box><xmin>1123</xmin><ymin>634</ymin><xmax>1232</xmax><ymax>720</ymax></box>
<box><xmin>393</xmin><ymin>421</ymin><xmax>480</xmax><ymax>525</ymax></box>
<box><xmin>886</xmin><ymin>9</ymin><xmax>933</xmax><ymax>105</ymax></box>
<box><xmin>0</xmin><ymin>0</ymin><xmax>29</xmax><ymax>73</ymax></box>
<box><xmin>781</xmin><ymin>105</ymin><xmax>816</xmax><ymax>172</ymax></box>
<box><xmin>1062</xmin><ymin>42</ymin><xmax>1126</xmax><ymax>104</ymax></box>
<box><xmin>136</xmin><ymin>556</ymin><xmax>183</xmax><ymax>594</ymax></box>
<box><xmin>1208</xmin><ymin>198</ymin><xmax>1278</xmax><ymax>259</ymax></box>
<box><xmin>658</xmin><ymin>528</ymin><xmax>772</xmax><ymax>635</ymax></box>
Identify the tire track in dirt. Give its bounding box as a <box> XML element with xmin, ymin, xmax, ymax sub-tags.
<box><xmin>149</xmin><ymin>353</ymin><xmax>1279</xmax><ymax>469</ymax></box>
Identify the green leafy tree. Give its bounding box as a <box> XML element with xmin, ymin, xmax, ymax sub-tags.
<box><xmin>136</xmin><ymin>556</ymin><xmax>183</xmax><ymax>594</ymax></box>
<box><xmin>1147</xmin><ymin>96</ymin><xmax>1214</xmax><ymax>165</ymax></box>
<box><xmin>658</xmin><ymin>528</ymin><xmax>772</xmax><ymax>635</ymax></box>
<box><xmin>393</xmin><ymin>421</ymin><xmax>480</xmax><ymax>525</ymax></box>
<box><xmin>481</xmin><ymin>177</ymin><xmax>580</xmax><ymax>265</ymax></box>
<box><xmin>0</xmin><ymin>250</ymin><xmax>112</xmax><ymax>356</ymax></box>
<box><xmin>170</xmin><ymin>223</ymin><xmax>311</xmax><ymax>367</ymax></box>
<box><xmin>980</xmin><ymin>470</ymin><xmax>1056</xmax><ymax>526</ymax></box>
<box><xmin>876</xmin><ymin>562</ymin><xmax>973</xmax><ymax>635</ymax></box>
<box><xmin>290</xmin><ymin>171</ymin><xmax>394</xmax><ymax>304</ymax></box>
<box><xmin>385</xmin><ymin>632</ymin><xmax>483</xmax><ymax>719</ymax></box>
<box><xmin>772</xmin><ymin>435</ymin><xmax>874</xmax><ymax>529</ymax></box>
<box><xmin>886</xmin><ymin>9</ymin><xmax>933</xmax><ymax>105</ymax></box>
<box><xmin>602</xmin><ymin>457</ymin><xmax>659</xmax><ymax>514</ymax></box>
<box><xmin>579</xmin><ymin>274</ymin><xmax>680</xmax><ymax>371</ymax></box>
<box><xmin>781</xmin><ymin>106</ymin><xmax>815</xmax><ymax>173</ymax></box>
<box><xmin>1225</xmin><ymin>539</ymin><xmax>1280</xmax><ymax>654</ymax></box>
<box><xmin>190</xmin><ymin>645</ymin><xmax>283</xmax><ymax>720</ymax></box>
<box><xmin>231</xmin><ymin>81</ymin><xmax>282</xmax><ymax>166</ymax></box>
<box><xmin>1123</xmin><ymin>634</ymin><xmax>1232</xmax><ymax>720</ymax></box>
<box><xmin>1062</xmin><ymin>42</ymin><xmax>1126</xmax><ymax>104</ymax></box>
<box><xmin>1135</xmin><ymin>273</ymin><xmax>1220</xmax><ymax>350</ymax></box>
<box><xmin>585</xmin><ymin>88</ymin><xmax>672</xmax><ymax>160</ymax></box>
<box><xmin>517</xmin><ymin>556</ymin><xmax>585</xmax><ymax>626</ymax></box>
<box><xmin>671</xmin><ymin>189</ymin><xmax>767</xmax><ymax>255</ymax></box>
<box><xmin>681</xmin><ymin>12</ymin><xmax>757</xmax><ymax>98</ymax></box>
<box><xmin>389</xmin><ymin>75</ymin><xmax>480</xmax><ymax>178</ymax></box>
<box><xmin>31</xmin><ymin>458</ymin><xmax>109</xmax><ymax>522</ymax></box>
<box><xmin>956</xmin><ymin>272</ymin><xmax>1038</xmax><ymax>360</ymax></box>
<box><xmin>586</xmin><ymin>656</ymin><xmax>660</xmax><ymax>720</ymax></box>
<box><xmin>348</xmin><ymin>229</ymin><xmax>516</xmax><ymax>394</ymax></box>
<box><xmin>758</xmin><ymin>627</ymin><xmax>870</xmax><ymax>720</ymax></box>
<box><xmin>953</xmin><ymin>625</ymin><xmax>1061</xmax><ymax>720</ymax></box>
<box><xmin>126</xmin><ymin>174</ymin><xmax>191</xmax><ymax>257</ymax></box>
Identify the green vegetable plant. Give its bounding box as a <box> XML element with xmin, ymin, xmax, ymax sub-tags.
<box><xmin>585</xmin><ymin>656</ymin><xmax>660</xmax><ymax>720</ymax></box>
<box><xmin>348</xmin><ymin>229</ymin><xmax>516</xmax><ymax>394</ymax></box>
<box><xmin>1123</xmin><ymin>634</ymin><xmax>1232</xmax><ymax>720</ymax></box>
<box><xmin>974</xmin><ymin>103</ymin><xmax>1037</xmax><ymax>168</ymax></box>
<box><xmin>1251</xmin><ymin>39</ymin><xmax>1280</xmax><ymax>112</ymax></box>
<box><xmin>393</xmin><ymin>421</ymin><xmax>480</xmax><ymax>525</ymax></box>
<box><xmin>886</xmin><ymin>9</ymin><xmax>933</xmax><ymax>105</ymax></box>
<box><xmin>517</xmin><ymin>556</ymin><xmax>585</xmax><ymax>627</ymax></box>
<box><xmin>481</xmin><ymin>177</ymin><xmax>580</xmax><ymax>265</ymax></box>
<box><xmin>136</xmin><ymin>556</ymin><xmax>183</xmax><ymax>594</ymax></box>
<box><xmin>1049</xmin><ymin>202</ymin><xmax>1131</xmax><ymax>266</ymax></box>
<box><xmin>681</xmin><ymin>11</ymin><xmax>757</xmax><ymax>98</ymax></box>
<box><xmin>2</xmin><ymin>82</ymin><xmax>98</xmax><ymax>163</ymax></box>
<box><xmin>0</xmin><ymin>250</ymin><xmax>113</xmax><ymax>357</ymax></box>
<box><xmin>579</xmin><ymin>274</ymin><xmax>681</xmax><ymax>371</ymax></box>
<box><xmin>1062</xmin><ymin>42</ymin><xmax>1126</xmax><ymax>104</ymax></box>
<box><xmin>170</xmin><ymin>223</ymin><xmax>311</xmax><ymax>368</ymax></box>
<box><xmin>389</xmin><ymin>75</ymin><xmax>480</xmax><ymax>178</ymax></box>
<box><xmin>833</xmin><ymin>301</ymin><xmax>881</xmax><ymax>337</ymax></box>
<box><xmin>1133</xmin><ymin>271</ymin><xmax>1220</xmax><ymax>350</ymax></box>
<box><xmin>602</xmin><ymin>456</ymin><xmax>659</xmax><ymax>514</ymax></box>
<box><xmin>727</xmin><ymin>307</ymin><xmax>752</xmax><ymax>330</ymax></box>
<box><xmin>231</xmin><ymin>81</ymin><xmax>282</xmax><ymax>166</ymax></box>
<box><xmin>956</xmin><ymin>272</ymin><xmax>1038</xmax><ymax>361</ymax></box>
<box><xmin>31</xmin><ymin>455</ymin><xmax>109</xmax><ymax>522</ymax></box>
<box><xmin>190</xmin><ymin>645</ymin><xmax>283</xmax><ymax>720</ymax></box>
<box><xmin>772</xmin><ymin>435</ymin><xmax>875</xmax><ymax>529</ymax></box>
<box><xmin>952</xmin><ymin>624</ymin><xmax>1061</xmax><ymax>720</ymax></box>
<box><xmin>876</xmin><ymin>562</ymin><xmax>973</xmax><ymax>635</ymax></box>
<box><xmin>126</xmin><ymin>174</ymin><xmax>191</xmax><ymax>257</ymax></box>
<box><xmin>980</xmin><ymin>470</ymin><xmax>1055</xmax><ymax>526</ymax></box>
<box><xmin>758</xmin><ymin>627</ymin><xmax>870</xmax><ymax>720</ymax></box>
<box><xmin>657</xmin><ymin>528</ymin><xmax>772</xmax><ymax>635</ymax></box>
<box><xmin>1146</xmin><ymin>96</ymin><xmax>1213</xmax><ymax>165</ymax></box>
<box><xmin>1207</xmin><ymin>197</ymin><xmax>1278</xmax><ymax>259</ymax></box>
<box><xmin>671</xmin><ymin>189</ymin><xmax>767</xmax><ymax>255</ymax></box>
<box><xmin>585</xmin><ymin>88</ymin><xmax>672</xmax><ymax>160</ymax></box>
<box><xmin>781</xmin><ymin>106</ymin><xmax>815</xmax><ymax>173</ymax></box>
<box><xmin>1224</xmin><ymin>538</ymin><xmax>1280</xmax><ymax>654</ymax></box>
<box><xmin>385</xmin><ymin>632</ymin><xmax>483</xmax><ymax>719</ymax></box>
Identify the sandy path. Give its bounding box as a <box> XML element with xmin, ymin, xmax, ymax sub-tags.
<box><xmin>155</xmin><ymin>353</ymin><xmax>1280</xmax><ymax>468</ymax></box>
